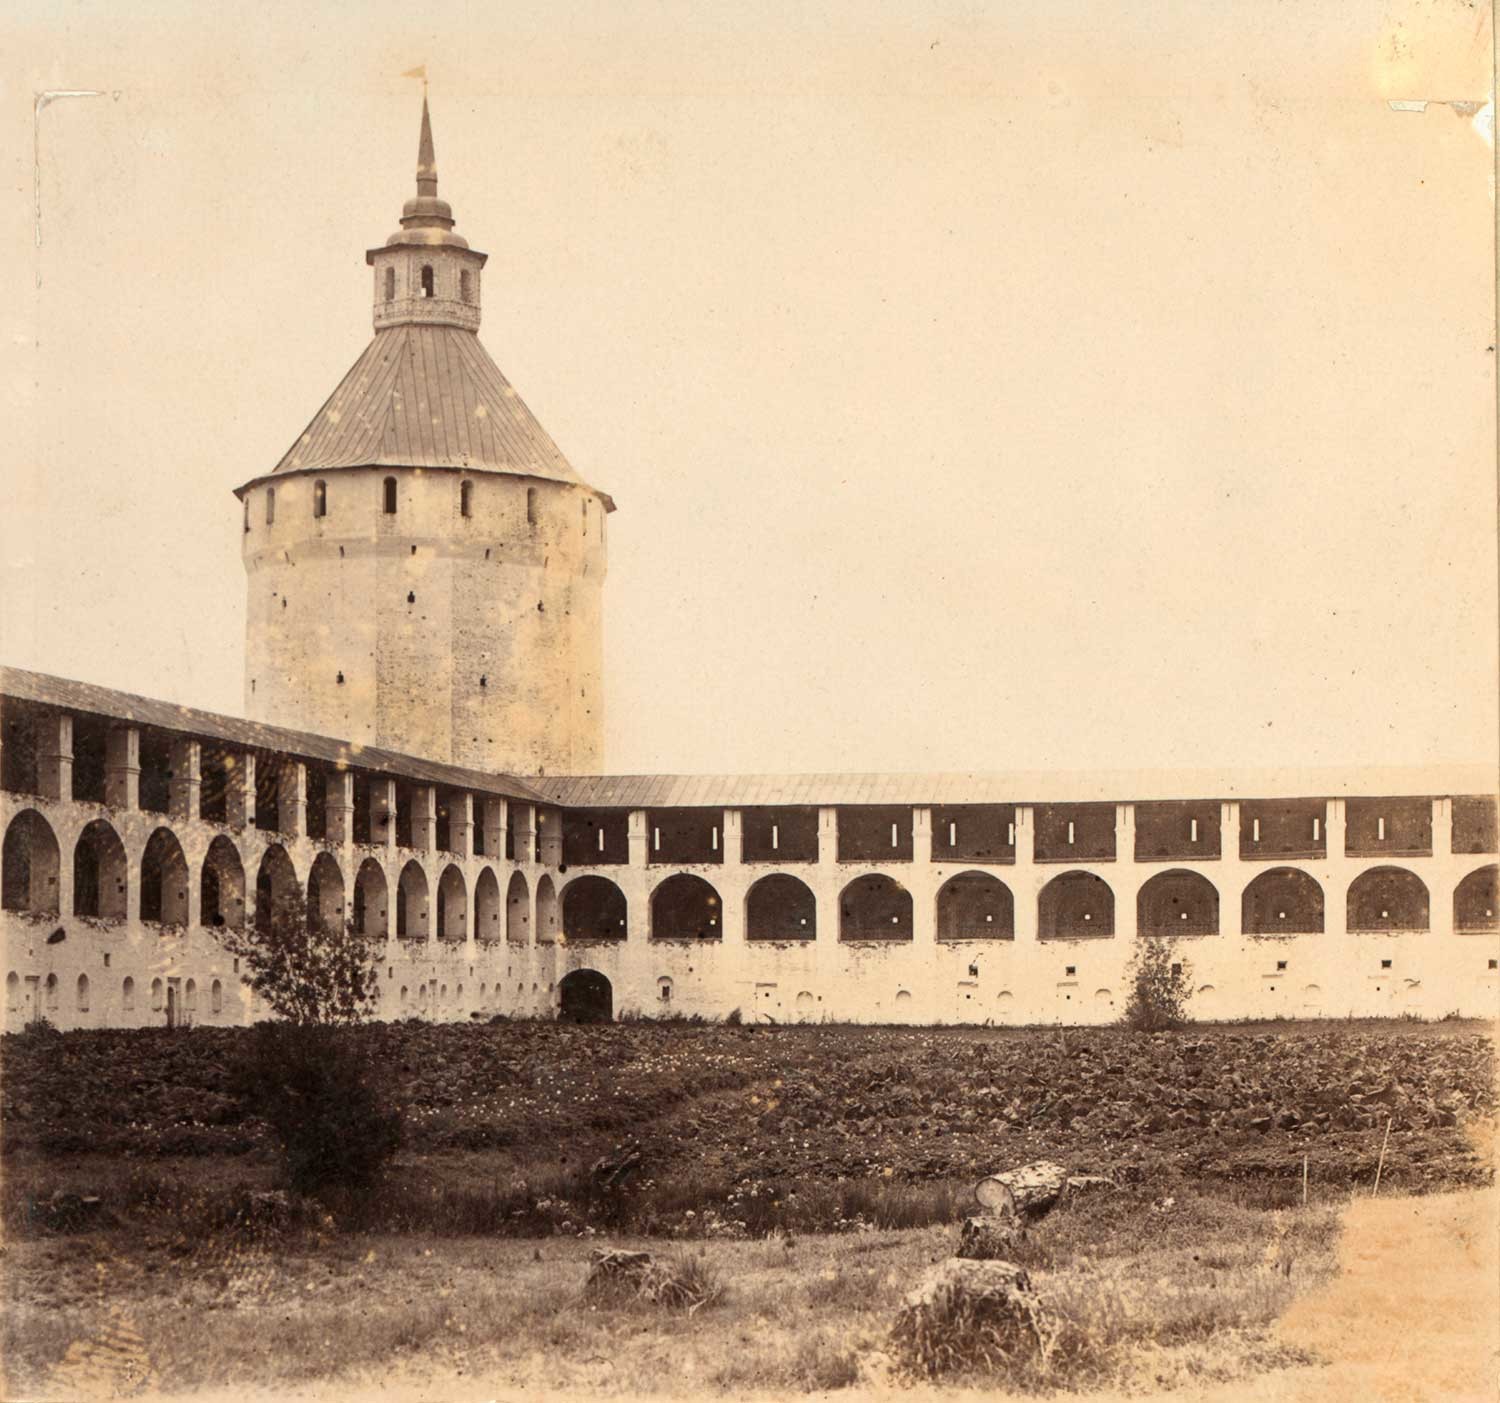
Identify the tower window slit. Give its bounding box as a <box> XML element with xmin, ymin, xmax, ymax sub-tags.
<box><xmin>383</xmin><ymin>477</ymin><xmax>397</xmax><ymax>514</ymax></box>
<box><xmin>948</xmin><ymin>822</ymin><xmax>957</xmax><ymax>847</ymax></box>
<box><xmin>1377</xmin><ymin>816</ymin><xmax>1385</xmax><ymax>841</ymax></box>
<box><xmin>420</xmin><ymin>265</ymin><xmax>434</xmax><ymax>298</ymax></box>
<box><xmin>1252</xmin><ymin>818</ymin><xmax>1261</xmax><ymax>842</ymax></box>
<box><xmin>460</xmin><ymin>480</ymin><xmax>472</xmax><ymax>518</ymax></box>
<box><xmin>1067</xmin><ymin>821</ymin><xmax>1075</xmax><ymax>845</ymax></box>
<box><xmin>313</xmin><ymin>480</ymin><xmax>327</xmax><ymax>518</ymax></box>
<box><xmin>384</xmin><ymin>267</ymin><xmax>395</xmax><ymax>300</ymax></box>
<box><xmin>459</xmin><ymin>269</ymin><xmax>471</xmax><ymax>303</ymax></box>
<box><xmin>771</xmin><ymin>824</ymin><xmax>779</xmax><ymax>850</ymax></box>
<box><xmin>265</xmin><ymin>488</ymin><xmax>275</xmax><ymax>525</ymax></box>
<box><xmin>526</xmin><ymin>487</ymin><xmax>537</xmax><ymax>526</ymax></box>
<box><xmin>1190</xmin><ymin>817</ymin><xmax>1198</xmax><ymax>842</ymax></box>
<box><xmin>1313</xmin><ymin>816</ymin><xmax>1321</xmax><ymax>841</ymax></box>
<box><xmin>890</xmin><ymin>822</ymin><xmax>898</xmax><ymax>848</ymax></box>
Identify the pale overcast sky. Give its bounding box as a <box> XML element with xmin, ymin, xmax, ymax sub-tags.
<box><xmin>2</xmin><ymin>0</ymin><xmax>1495</xmax><ymax>777</ymax></box>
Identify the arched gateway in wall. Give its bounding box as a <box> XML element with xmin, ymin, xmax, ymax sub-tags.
<box><xmin>559</xmin><ymin>969</ymin><xmax>612</xmax><ymax>1023</ymax></box>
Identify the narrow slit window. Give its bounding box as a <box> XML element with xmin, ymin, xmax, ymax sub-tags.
<box><xmin>948</xmin><ymin>822</ymin><xmax>957</xmax><ymax>847</ymax></box>
<box><xmin>711</xmin><ymin>826</ymin><xmax>719</xmax><ymax>851</ymax></box>
<box><xmin>460</xmin><ymin>480</ymin><xmax>473</xmax><ymax>518</ymax></box>
<box><xmin>1007</xmin><ymin>821</ymin><xmax>1015</xmax><ymax>844</ymax></box>
<box><xmin>420</xmin><ymin>264</ymin><xmax>434</xmax><ymax>298</ymax></box>
<box><xmin>597</xmin><ymin>827</ymin><xmax>605</xmax><ymax>853</ymax></box>
<box><xmin>1252</xmin><ymin>817</ymin><xmax>1261</xmax><ymax>842</ymax></box>
<box><xmin>459</xmin><ymin>269</ymin><xmax>472</xmax><ymax>303</ymax></box>
<box><xmin>890</xmin><ymin>822</ymin><xmax>899</xmax><ymax>848</ymax></box>
<box><xmin>1190</xmin><ymin>817</ymin><xmax>1198</xmax><ymax>842</ymax></box>
<box><xmin>383</xmin><ymin>477</ymin><xmax>397</xmax><ymax>514</ymax></box>
<box><xmin>653</xmin><ymin>826</ymin><xmax>661</xmax><ymax>852</ymax></box>
<box><xmin>265</xmin><ymin>487</ymin><xmax>275</xmax><ymax>525</ymax></box>
<box><xmin>1067</xmin><ymin>821</ymin><xmax>1075</xmax><ymax>845</ymax></box>
<box><xmin>242</xmin><ymin>499</ymin><xmax>249</xmax><ymax>534</ymax></box>
<box><xmin>526</xmin><ymin>487</ymin><xmax>538</xmax><ymax>526</ymax></box>
<box><xmin>1377</xmin><ymin>816</ymin><xmax>1385</xmax><ymax>841</ymax></box>
<box><xmin>383</xmin><ymin>266</ymin><xmax>395</xmax><ymax>300</ymax></box>
<box><xmin>771</xmin><ymin>823</ymin><xmax>779</xmax><ymax>850</ymax></box>
<box><xmin>313</xmin><ymin>480</ymin><xmax>327</xmax><ymax>518</ymax></box>
<box><xmin>1313</xmin><ymin>816</ymin><xmax>1321</xmax><ymax>841</ymax></box>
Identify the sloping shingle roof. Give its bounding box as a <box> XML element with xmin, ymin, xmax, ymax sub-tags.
<box><xmin>0</xmin><ymin>666</ymin><xmax>547</xmax><ymax>805</ymax></box>
<box><xmin>532</xmin><ymin>765</ymin><xmax>1497</xmax><ymax>810</ymax></box>
<box><xmin>260</xmin><ymin>324</ymin><xmax>610</xmax><ymax>504</ymax></box>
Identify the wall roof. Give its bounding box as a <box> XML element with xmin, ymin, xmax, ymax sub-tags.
<box><xmin>534</xmin><ymin>765</ymin><xmax>1497</xmax><ymax>810</ymax></box>
<box><xmin>0</xmin><ymin>666</ymin><xmax>547</xmax><ymax>805</ymax></box>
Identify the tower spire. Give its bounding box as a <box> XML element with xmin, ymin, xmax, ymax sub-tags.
<box><xmin>416</xmin><ymin>94</ymin><xmax>437</xmax><ymax>197</ymax></box>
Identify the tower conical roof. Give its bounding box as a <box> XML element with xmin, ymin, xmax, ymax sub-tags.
<box><xmin>267</xmin><ymin>322</ymin><xmax>610</xmax><ymax>504</ymax></box>
<box><xmin>240</xmin><ymin>98</ymin><xmax>611</xmax><ymax>507</ymax></box>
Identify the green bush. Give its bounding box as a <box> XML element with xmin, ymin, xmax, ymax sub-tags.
<box><xmin>1120</xmin><ymin>940</ymin><xmax>1192</xmax><ymax>1032</ymax></box>
<box><xmin>234</xmin><ymin>1023</ymin><xmax>402</xmax><ymax>1199</ymax></box>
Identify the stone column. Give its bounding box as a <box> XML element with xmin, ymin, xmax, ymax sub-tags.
<box><xmin>168</xmin><ymin>738</ymin><xmax>200</xmax><ymax>820</ymax></box>
<box><xmin>326</xmin><ymin>771</ymin><xmax>354</xmax><ymax>846</ymax></box>
<box><xmin>371</xmin><ymin>776</ymin><xmax>397</xmax><ymax>852</ymax></box>
<box><xmin>1218</xmin><ymin>802</ymin><xmax>1241</xmax><ymax>936</ymax></box>
<box><xmin>1113</xmin><ymin>803</ymin><xmax>1138</xmax><ymax>942</ymax></box>
<box><xmin>910</xmin><ymin>808</ymin><xmax>936</xmax><ymax>947</ymax></box>
<box><xmin>1324</xmin><ymin>799</ymin><xmax>1348</xmax><ymax>937</ymax></box>
<box><xmin>37</xmin><ymin>712</ymin><xmax>73</xmax><ymax>801</ymax></box>
<box><xmin>1012</xmin><ymin>806</ymin><xmax>1038</xmax><ymax>942</ymax></box>
<box><xmin>724</xmin><ymin>809</ymin><xmax>743</xmax><ymax>867</ymax></box>
<box><xmin>1431</xmin><ymin>796</ymin><xmax>1453</xmax><ymax>859</ymax></box>
<box><xmin>511</xmin><ymin>803</ymin><xmax>536</xmax><ymax>867</ymax></box>
<box><xmin>104</xmin><ymin>726</ymin><xmax>140</xmax><ymax>810</ymax></box>
<box><xmin>450</xmin><ymin>792</ymin><xmax>473</xmax><ymax>860</ymax></box>
<box><xmin>537</xmin><ymin>806</ymin><xmax>562</xmax><ymax>867</ymax></box>
<box><xmin>226</xmin><ymin>752</ymin><xmax>255</xmax><ymax>829</ymax></box>
<box><xmin>413</xmin><ymin>785</ymin><xmax>437</xmax><ymax>853</ymax></box>
<box><xmin>625</xmin><ymin>810</ymin><xmax>650</xmax><ymax>944</ymax></box>
<box><xmin>483</xmin><ymin>797</ymin><xmax>504</xmax><ymax>861</ymax></box>
<box><xmin>279</xmin><ymin>761</ymin><xmax>306</xmax><ymax>839</ymax></box>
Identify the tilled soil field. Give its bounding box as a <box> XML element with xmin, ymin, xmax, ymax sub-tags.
<box><xmin>3</xmin><ymin>1020</ymin><xmax>1494</xmax><ymax>1200</ymax></box>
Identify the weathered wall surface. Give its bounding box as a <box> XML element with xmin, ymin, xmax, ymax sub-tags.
<box><xmin>4</xmin><ymin>760</ymin><xmax>1496</xmax><ymax>1033</ymax></box>
<box><xmin>242</xmin><ymin>467</ymin><xmax>605</xmax><ymax>776</ymax></box>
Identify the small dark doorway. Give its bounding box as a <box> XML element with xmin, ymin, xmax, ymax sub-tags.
<box><xmin>559</xmin><ymin>969</ymin><xmax>612</xmax><ymax>1024</ymax></box>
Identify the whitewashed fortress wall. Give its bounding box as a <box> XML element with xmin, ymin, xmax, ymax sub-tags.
<box><xmin>3</xmin><ymin>673</ymin><xmax>1496</xmax><ymax>1030</ymax></box>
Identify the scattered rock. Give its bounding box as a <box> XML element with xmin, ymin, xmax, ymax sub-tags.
<box><xmin>957</xmin><ymin>1215</ymin><xmax>1026</xmax><ymax>1261</ymax></box>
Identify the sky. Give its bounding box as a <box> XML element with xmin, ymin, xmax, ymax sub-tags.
<box><xmin>1</xmin><ymin>0</ymin><xmax>1495</xmax><ymax>778</ymax></box>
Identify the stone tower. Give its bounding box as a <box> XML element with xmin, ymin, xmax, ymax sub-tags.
<box><xmin>236</xmin><ymin>98</ymin><xmax>610</xmax><ymax>776</ymax></box>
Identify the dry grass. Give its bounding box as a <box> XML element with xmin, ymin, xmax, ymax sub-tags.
<box><xmin>2</xmin><ymin>1182</ymin><xmax>1352</xmax><ymax>1399</ymax></box>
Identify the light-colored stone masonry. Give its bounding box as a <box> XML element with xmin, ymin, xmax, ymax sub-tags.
<box><xmin>4</xmin><ymin>726</ymin><xmax>1496</xmax><ymax>1032</ymax></box>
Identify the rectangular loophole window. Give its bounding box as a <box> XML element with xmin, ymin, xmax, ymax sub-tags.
<box><xmin>1276</xmin><ymin>960</ymin><xmax>1287</xmax><ymax>971</ymax></box>
<box><xmin>1065</xmin><ymin>965</ymin><xmax>1076</xmax><ymax>976</ymax></box>
<box><xmin>1313</xmin><ymin>816</ymin><xmax>1321</xmax><ymax>841</ymax></box>
<box><xmin>1067</xmin><ymin>821</ymin><xmax>1075</xmax><ymax>844</ymax></box>
<box><xmin>653</xmin><ymin>827</ymin><xmax>661</xmax><ymax>852</ymax></box>
<box><xmin>890</xmin><ymin>822</ymin><xmax>899</xmax><ymax>848</ymax></box>
<box><xmin>1377</xmin><ymin>816</ymin><xmax>1386</xmax><ymax>841</ymax></box>
<box><xmin>1381</xmin><ymin>959</ymin><xmax>1392</xmax><ymax>970</ymax></box>
<box><xmin>1007</xmin><ymin>821</ymin><xmax>1015</xmax><ymax>844</ymax></box>
<box><xmin>771</xmin><ymin>824</ymin><xmax>779</xmax><ymax>850</ymax></box>
<box><xmin>1252</xmin><ymin>818</ymin><xmax>1261</xmax><ymax>842</ymax></box>
<box><xmin>597</xmin><ymin>827</ymin><xmax>605</xmax><ymax>853</ymax></box>
<box><xmin>711</xmin><ymin>826</ymin><xmax>719</xmax><ymax>851</ymax></box>
<box><xmin>1189</xmin><ymin>817</ymin><xmax>1198</xmax><ymax>842</ymax></box>
<box><xmin>948</xmin><ymin>821</ymin><xmax>957</xmax><ymax>846</ymax></box>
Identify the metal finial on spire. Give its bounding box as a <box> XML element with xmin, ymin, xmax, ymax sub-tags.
<box><xmin>416</xmin><ymin>94</ymin><xmax>437</xmax><ymax>197</ymax></box>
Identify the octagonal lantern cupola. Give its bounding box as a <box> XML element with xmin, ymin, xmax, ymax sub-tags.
<box><xmin>366</xmin><ymin>96</ymin><xmax>486</xmax><ymax>331</ymax></box>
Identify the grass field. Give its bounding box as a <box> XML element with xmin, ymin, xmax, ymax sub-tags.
<box><xmin>2</xmin><ymin>1017</ymin><xmax>1493</xmax><ymax>1397</ymax></box>
<box><xmin>4</xmin><ymin>1180</ymin><xmax>1346</xmax><ymax>1399</ymax></box>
